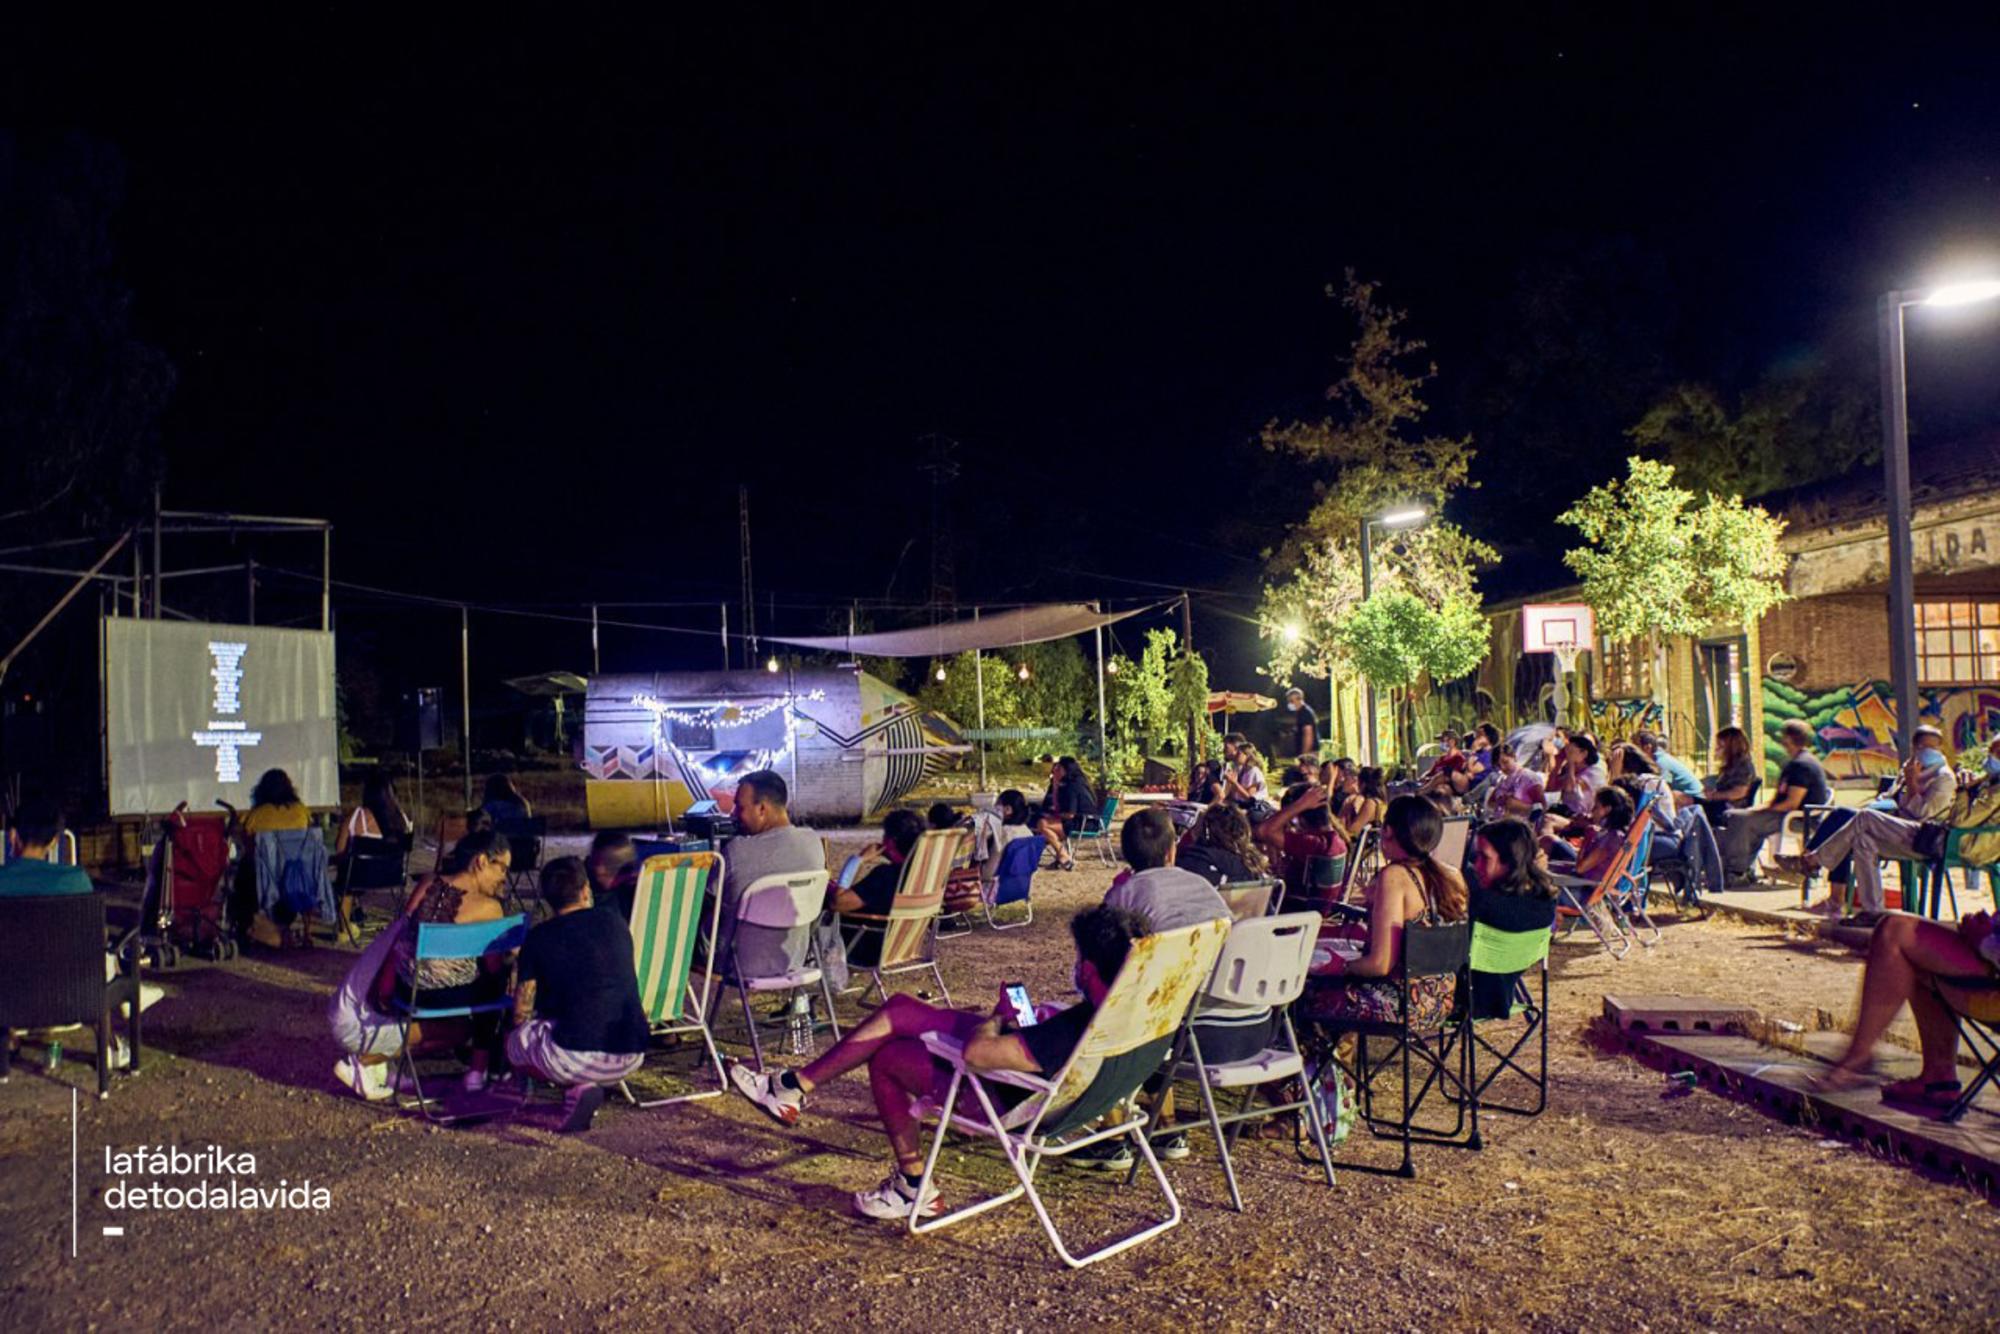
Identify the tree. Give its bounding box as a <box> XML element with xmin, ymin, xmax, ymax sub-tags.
<box><xmin>1626</xmin><ymin>356</ymin><xmax>1879</xmax><ymax>499</ymax></box>
<box><xmin>916</xmin><ymin>651</ymin><xmax>1024</xmax><ymax>737</ymax></box>
<box><xmin>1255</xmin><ymin>272</ymin><xmax>1494</xmax><ymax>695</ymax></box>
<box><xmin>1336</xmin><ymin>590</ymin><xmax>1489</xmax><ymax>763</ymax></box>
<box><xmin>1559</xmin><ymin>457</ymin><xmax>1789</xmax><ymax>644</ymax></box>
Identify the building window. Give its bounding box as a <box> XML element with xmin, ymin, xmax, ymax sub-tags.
<box><xmin>1915</xmin><ymin>600</ymin><xmax>2000</xmax><ymax>685</ymax></box>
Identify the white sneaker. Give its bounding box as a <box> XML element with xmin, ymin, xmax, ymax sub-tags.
<box><xmin>728</xmin><ymin>1062</ymin><xmax>805</xmax><ymax>1126</ymax></box>
<box><xmin>852</xmin><ymin>1170</ymin><xmax>942</xmax><ymax>1221</ymax></box>
<box><xmin>461</xmin><ymin>1067</ymin><xmax>488</xmax><ymax>1094</ymax></box>
<box><xmin>334</xmin><ymin>1057</ymin><xmax>392</xmax><ymax>1103</ymax></box>
<box><xmin>138</xmin><ymin>983</ymin><xmax>166</xmax><ymax>1013</ymax></box>
<box><xmin>106</xmin><ymin>1036</ymin><xmax>132</xmax><ymax>1071</ymax></box>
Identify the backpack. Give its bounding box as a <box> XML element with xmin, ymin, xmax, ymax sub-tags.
<box><xmin>279</xmin><ymin>851</ymin><xmax>320</xmax><ymax>918</ymax></box>
<box><xmin>1298</xmin><ymin>1049</ymin><xmax>1356</xmax><ymax>1155</ymax></box>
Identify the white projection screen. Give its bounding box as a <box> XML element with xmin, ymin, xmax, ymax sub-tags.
<box><xmin>105</xmin><ymin>619</ymin><xmax>339</xmax><ymax>816</ymax></box>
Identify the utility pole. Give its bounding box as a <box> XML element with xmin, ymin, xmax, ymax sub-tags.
<box><xmin>1181</xmin><ymin>594</ymin><xmax>1199</xmax><ymax>762</ymax></box>
<box><xmin>738</xmin><ymin>486</ymin><xmax>756</xmax><ymax>670</ymax></box>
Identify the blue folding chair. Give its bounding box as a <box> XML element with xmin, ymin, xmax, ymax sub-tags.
<box><xmin>1071</xmin><ymin>795</ymin><xmax>1121</xmax><ymax>865</ymax></box>
<box><xmin>391</xmin><ymin>914</ymin><xmax>529</xmax><ymax>1122</ymax></box>
<box><xmin>982</xmin><ymin>835</ymin><xmax>1046</xmax><ymax>930</ymax></box>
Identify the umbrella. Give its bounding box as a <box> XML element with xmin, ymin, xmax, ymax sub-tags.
<box><xmin>1505</xmin><ymin>722</ymin><xmax>1558</xmax><ymax>762</ymax></box>
<box><xmin>1206</xmin><ymin>691</ymin><xmax>1277</xmax><ymax>715</ymax></box>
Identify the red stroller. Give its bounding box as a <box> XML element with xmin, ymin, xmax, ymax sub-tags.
<box><xmin>141</xmin><ymin>803</ymin><xmax>237</xmax><ymax>966</ymax></box>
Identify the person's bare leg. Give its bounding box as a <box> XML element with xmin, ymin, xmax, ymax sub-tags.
<box><xmin>1905</xmin><ymin>988</ymin><xmax>1963</xmax><ymax>1083</ymax></box>
<box><xmin>796</xmin><ymin>993</ymin><xmax>969</xmax><ymax>1093</ymax></box>
<box><xmin>1828</xmin><ymin>914</ymin><xmax>1986</xmax><ymax>1077</ymax></box>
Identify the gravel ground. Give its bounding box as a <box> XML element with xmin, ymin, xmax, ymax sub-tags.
<box><xmin>3</xmin><ymin>859</ymin><xmax>1997</xmax><ymax>1332</ymax></box>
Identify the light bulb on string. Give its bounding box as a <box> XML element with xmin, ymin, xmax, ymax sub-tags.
<box><xmin>934</xmin><ymin>661</ymin><xmax>948</xmax><ymax>682</ymax></box>
<box><xmin>1017</xmin><ymin>661</ymin><xmax>1031</xmax><ymax>682</ymax></box>
<box><xmin>1106</xmin><ymin>659</ymin><xmax>1120</xmax><ymax>675</ymax></box>
<box><xmin>766</xmin><ymin>655</ymin><xmax>780</xmax><ymax>674</ymax></box>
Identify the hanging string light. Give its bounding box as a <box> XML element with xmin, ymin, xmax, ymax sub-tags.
<box><xmin>1017</xmin><ymin>660</ymin><xmax>1031</xmax><ymax>682</ymax></box>
<box><xmin>1106</xmin><ymin>658</ymin><xmax>1120</xmax><ymax>675</ymax></box>
<box><xmin>934</xmin><ymin>660</ymin><xmax>948</xmax><ymax>682</ymax></box>
<box><xmin>766</xmin><ymin>655</ymin><xmax>781</xmax><ymax>673</ymax></box>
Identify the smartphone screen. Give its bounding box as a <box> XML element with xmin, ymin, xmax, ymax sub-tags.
<box><xmin>1003</xmin><ymin>982</ymin><xmax>1037</xmax><ymax>1027</ymax></box>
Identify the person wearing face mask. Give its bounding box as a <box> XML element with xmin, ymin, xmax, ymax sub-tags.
<box><xmin>1282</xmin><ymin>687</ymin><xmax>1319</xmax><ymax>759</ymax></box>
<box><xmin>1802</xmin><ymin>725</ymin><xmax>1957</xmax><ymax>927</ymax></box>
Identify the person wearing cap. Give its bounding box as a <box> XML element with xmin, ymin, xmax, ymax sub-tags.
<box><xmin>1282</xmin><ymin>687</ymin><xmax>1318</xmax><ymax>759</ymax></box>
<box><xmin>1803</xmin><ymin>724</ymin><xmax>1958</xmax><ymax>927</ymax></box>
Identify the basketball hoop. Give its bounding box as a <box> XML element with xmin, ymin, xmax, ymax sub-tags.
<box><xmin>1549</xmin><ymin>639</ymin><xmax>1582</xmax><ymax>677</ymax></box>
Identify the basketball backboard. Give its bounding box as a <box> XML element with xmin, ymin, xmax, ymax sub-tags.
<box><xmin>1522</xmin><ymin>603</ymin><xmax>1595</xmax><ymax>654</ymax></box>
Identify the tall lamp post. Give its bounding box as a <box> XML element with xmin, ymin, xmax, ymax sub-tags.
<box><xmin>1880</xmin><ymin>279</ymin><xmax>2000</xmax><ymax>755</ymax></box>
<box><xmin>1359</xmin><ymin>505</ymin><xmax>1429</xmax><ymax>767</ymax></box>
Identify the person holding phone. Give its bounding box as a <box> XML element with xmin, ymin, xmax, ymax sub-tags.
<box><xmin>729</xmin><ymin>904</ymin><xmax>1148</xmax><ymax>1222</ymax></box>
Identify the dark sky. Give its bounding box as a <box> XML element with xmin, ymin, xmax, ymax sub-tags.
<box><xmin>9</xmin><ymin>11</ymin><xmax>2000</xmax><ymax>690</ymax></box>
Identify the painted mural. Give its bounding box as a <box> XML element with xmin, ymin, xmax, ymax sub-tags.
<box><xmin>1761</xmin><ymin>676</ymin><xmax>2000</xmax><ymax>780</ymax></box>
<box><xmin>1587</xmin><ymin>696</ymin><xmax>1666</xmax><ymax>739</ymax></box>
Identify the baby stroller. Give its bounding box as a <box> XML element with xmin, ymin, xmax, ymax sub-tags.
<box><xmin>140</xmin><ymin>803</ymin><xmax>237</xmax><ymax>966</ymax></box>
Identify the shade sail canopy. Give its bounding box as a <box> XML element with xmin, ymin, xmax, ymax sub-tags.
<box><xmin>766</xmin><ymin>601</ymin><xmax>1163</xmax><ymax>658</ymax></box>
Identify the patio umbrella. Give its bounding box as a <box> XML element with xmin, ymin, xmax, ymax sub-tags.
<box><xmin>1505</xmin><ymin>722</ymin><xmax>1558</xmax><ymax>762</ymax></box>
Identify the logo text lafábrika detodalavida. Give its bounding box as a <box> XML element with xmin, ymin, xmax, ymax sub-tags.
<box><xmin>102</xmin><ymin>1144</ymin><xmax>330</xmax><ymax>1212</ymax></box>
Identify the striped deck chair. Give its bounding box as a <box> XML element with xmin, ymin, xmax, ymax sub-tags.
<box><xmin>1551</xmin><ymin>793</ymin><xmax>1657</xmax><ymax>958</ymax></box>
<box><xmin>909</xmin><ymin>918</ymin><xmax>1231</xmax><ymax>1269</ymax></box>
<box><xmin>840</xmin><ymin>828</ymin><xmax>966</xmax><ymax>1007</ymax></box>
<box><xmin>620</xmin><ymin>851</ymin><xmax>727</xmax><ymax>1107</ymax></box>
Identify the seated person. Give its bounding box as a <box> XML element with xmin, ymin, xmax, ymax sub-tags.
<box><xmin>1255</xmin><ymin>783</ymin><xmax>1349</xmax><ymax>903</ymax></box>
<box><xmin>1634</xmin><ymin>728</ymin><xmax>1703</xmax><ymax>798</ymax></box>
<box><xmin>334</xmin><ymin>770</ymin><xmax>413</xmax><ymax>857</ymax></box>
<box><xmin>730</xmin><ymin>904</ymin><xmax>1150</xmax><ymax>1221</ymax></box>
<box><xmin>1105</xmin><ymin>806</ymin><xmax>1232</xmax><ymax>932</ymax></box>
<box><xmin>1466</xmin><ymin>818</ymin><xmax>1559</xmax><ymax>1018</ymax></box>
<box><xmin>1223</xmin><ymin>744</ymin><xmax>1271</xmax><ymax>810</ymax></box>
<box><xmin>1815</xmin><ymin>906</ymin><xmax>2000</xmax><ymax>1105</ymax></box>
<box><xmin>1035</xmin><ymin>757</ymin><xmax>1097</xmax><ymax>871</ymax></box>
<box><xmin>585</xmin><ymin>830</ymin><xmax>638</xmax><ymax>921</ymax></box>
<box><xmin>1337</xmin><ymin>767</ymin><xmax>1388</xmax><ymax>841</ymax></box>
<box><xmin>389</xmin><ymin>829</ymin><xmax>515</xmax><ymax>1092</ymax></box>
<box><xmin>1322</xmin><ymin>757</ymin><xmax>1357</xmax><ymax>798</ymax></box>
<box><xmin>1554</xmin><ymin>784</ymin><xmax>1636</xmax><ymax>877</ymax></box>
<box><xmin>1299</xmin><ymin>795</ymin><xmax>1468</xmax><ymax>1029</ymax></box>
<box><xmin>1418</xmin><ymin>730</ymin><xmax>1474</xmax><ymax>800</ymax></box>
<box><xmin>1188</xmin><ymin>760</ymin><xmax>1227</xmax><ymax>806</ymax></box>
<box><xmin>1700</xmin><ymin>725</ymin><xmax>1760</xmax><ymax>820</ymax></box>
<box><xmin>835</xmin><ymin>809</ymin><xmax>926</xmax><ymax>967</ymax></box>
<box><xmin>1</xmin><ymin>798</ymin><xmax>92</xmax><ymax>897</ymax></box>
<box><xmin>710</xmin><ymin>769</ymin><xmax>825</xmax><ymax>978</ymax></box>
<box><xmin>1470</xmin><ymin>723</ymin><xmax>1501</xmax><ymax>779</ymax></box>
<box><xmin>1719</xmin><ymin>719</ymin><xmax>1828</xmax><ymax>882</ymax></box>
<box><xmin>503</xmin><ymin>858</ymin><xmax>650</xmax><ymax>1132</ymax></box>
<box><xmin>231</xmin><ymin>768</ymin><xmax>312</xmax><ymax>937</ymax></box>
<box><xmin>994</xmin><ymin>788</ymin><xmax>1036</xmax><ymax>850</ymax></box>
<box><xmin>480</xmin><ymin>773</ymin><xmax>534</xmax><ymax>826</ymax></box>
<box><xmin>1175</xmin><ymin>803</ymin><xmax>1269</xmax><ymax>887</ymax></box>
<box><xmin>1552</xmin><ymin>733</ymin><xmax>1608</xmax><ymax>818</ymax></box>
<box><xmin>1804</xmin><ymin>726</ymin><xmax>1958</xmax><ymax>925</ymax></box>
<box><xmin>1482</xmin><ymin>744</ymin><xmax>1546</xmax><ymax>821</ymax></box>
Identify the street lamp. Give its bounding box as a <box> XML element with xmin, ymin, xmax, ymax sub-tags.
<box><xmin>1359</xmin><ymin>504</ymin><xmax>1429</xmax><ymax>766</ymax></box>
<box><xmin>1880</xmin><ymin>279</ymin><xmax>2000</xmax><ymax>754</ymax></box>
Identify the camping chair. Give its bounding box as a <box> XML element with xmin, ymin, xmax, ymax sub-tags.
<box><xmin>1311</xmin><ymin>918</ymin><xmax>1473</xmax><ymax>1177</ymax></box>
<box><xmin>908</xmin><ymin>918</ymin><xmax>1231</xmax><ymax>1269</ymax></box>
<box><xmin>1217</xmin><ymin>877</ymin><xmax>1281</xmax><ymax>921</ymax></box>
<box><xmin>710</xmin><ymin>869</ymin><xmax>838</xmax><ymax>1073</ymax></box>
<box><xmin>840</xmin><ymin>828</ymin><xmax>964</xmax><ymax>1007</ymax></box>
<box><xmin>430</xmin><ymin>810</ymin><xmax>469</xmax><ymax>875</ymax></box>
<box><xmin>620</xmin><ymin>851</ymin><xmax>728</xmax><ymax>1106</ymax></box>
<box><xmin>1550</xmin><ymin>800</ymin><xmax>1657</xmax><ymax>958</ymax></box>
<box><xmin>1070</xmin><ymin>794</ymin><xmax>1121</xmax><ymax>865</ymax></box>
<box><xmin>1930</xmin><ymin>972</ymin><xmax>2000</xmax><ymax>1123</ymax></box>
<box><xmin>1339</xmin><ymin>826</ymin><xmax>1380</xmax><ymax>904</ymax></box>
<box><xmin>254</xmin><ymin>828</ymin><xmax>335</xmax><ymax>947</ymax></box>
<box><xmin>1453</xmin><ymin>921</ymin><xmax>1552</xmax><ymax>1121</ymax></box>
<box><xmin>1300</xmin><ymin>855</ymin><xmax>1345</xmax><ymax>911</ymax></box>
<box><xmin>0</xmin><ymin>893</ymin><xmax>144</xmax><ymax>1098</ymax></box>
<box><xmin>494</xmin><ymin>816</ymin><xmax>547</xmax><ymax>915</ymax></box>
<box><xmin>1912</xmin><ymin>824</ymin><xmax>2000</xmax><ymax>920</ymax></box>
<box><xmin>1149</xmin><ymin>911</ymin><xmax>1335</xmax><ymax>1211</ymax></box>
<box><xmin>143</xmin><ymin>809</ymin><xmax>235</xmax><ymax>965</ymax></box>
<box><xmin>335</xmin><ymin>835</ymin><xmax>409</xmax><ymax>942</ymax></box>
<box><xmin>944</xmin><ymin>833</ymin><xmax>1044</xmax><ymax>934</ymax></box>
<box><xmin>390</xmin><ymin>913</ymin><xmax>530</xmax><ymax>1123</ymax></box>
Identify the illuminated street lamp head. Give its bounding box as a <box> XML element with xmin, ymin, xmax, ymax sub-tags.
<box><xmin>1924</xmin><ymin>279</ymin><xmax>2000</xmax><ymax>307</ymax></box>
<box><xmin>1374</xmin><ymin>505</ymin><xmax>1428</xmax><ymax>528</ymax></box>
<box><xmin>765</xmin><ymin>655</ymin><xmax>780</xmax><ymax>674</ymax></box>
<box><xmin>1281</xmin><ymin>622</ymin><xmax>1303</xmax><ymax>644</ymax></box>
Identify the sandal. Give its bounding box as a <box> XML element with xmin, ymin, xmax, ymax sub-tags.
<box><xmin>1880</xmin><ymin>1077</ymin><xmax>1962</xmax><ymax>1108</ymax></box>
<box><xmin>1807</xmin><ymin>1065</ymin><xmax>1871</xmax><ymax>1094</ymax></box>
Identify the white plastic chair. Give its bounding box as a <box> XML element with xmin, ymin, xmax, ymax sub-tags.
<box><xmin>709</xmin><ymin>869</ymin><xmax>838</xmax><ymax>1072</ymax></box>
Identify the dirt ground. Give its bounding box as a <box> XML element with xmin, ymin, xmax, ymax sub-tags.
<box><xmin>4</xmin><ymin>857</ymin><xmax>1998</xmax><ymax>1332</ymax></box>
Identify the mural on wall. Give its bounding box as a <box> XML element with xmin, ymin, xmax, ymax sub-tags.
<box><xmin>1587</xmin><ymin>696</ymin><xmax>1666</xmax><ymax>739</ymax></box>
<box><xmin>1761</xmin><ymin>676</ymin><xmax>2000</xmax><ymax>780</ymax></box>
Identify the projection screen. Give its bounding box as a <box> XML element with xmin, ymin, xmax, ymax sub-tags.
<box><xmin>105</xmin><ymin>619</ymin><xmax>339</xmax><ymax>816</ymax></box>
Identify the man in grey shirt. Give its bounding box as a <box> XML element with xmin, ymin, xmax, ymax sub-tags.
<box><xmin>713</xmin><ymin>770</ymin><xmax>828</xmax><ymax>977</ymax></box>
<box><xmin>1104</xmin><ymin>807</ymin><xmax>1230</xmax><ymax>932</ymax></box>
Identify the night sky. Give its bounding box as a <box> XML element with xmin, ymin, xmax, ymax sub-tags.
<box><xmin>8</xmin><ymin>12</ymin><xmax>2000</xmax><ymax>695</ymax></box>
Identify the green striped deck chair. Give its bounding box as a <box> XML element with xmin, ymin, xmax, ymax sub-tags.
<box><xmin>840</xmin><ymin>827</ymin><xmax>966</xmax><ymax>1007</ymax></box>
<box><xmin>620</xmin><ymin>851</ymin><xmax>726</xmax><ymax>1107</ymax></box>
<box><xmin>909</xmin><ymin>918</ymin><xmax>1230</xmax><ymax>1268</ymax></box>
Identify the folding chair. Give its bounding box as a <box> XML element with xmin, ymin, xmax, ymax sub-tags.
<box><xmin>1339</xmin><ymin>826</ymin><xmax>1380</xmax><ymax>904</ymax></box>
<box><xmin>945</xmin><ymin>834</ymin><xmax>1044</xmax><ymax>934</ymax></box>
<box><xmin>620</xmin><ymin>851</ymin><xmax>728</xmax><ymax>1106</ymax></box>
<box><xmin>710</xmin><ymin>869</ymin><xmax>839</xmax><ymax>1073</ymax></box>
<box><xmin>1150</xmin><ymin>911</ymin><xmax>1335</xmax><ymax>1211</ymax></box>
<box><xmin>0</xmin><ymin>893</ymin><xmax>144</xmax><ymax>1098</ymax></box>
<box><xmin>1922</xmin><ymin>824</ymin><xmax>2000</xmax><ymax>920</ymax></box>
<box><xmin>1453</xmin><ymin>921</ymin><xmax>1552</xmax><ymax>1121</ymax></box>
<box><xmin>840</xmin><ymin>828</ymin><xmax>964</xmax><ymax>1007</ymax></box>
<box><xmin>1434</xmin><ymin>814</ymin><xmax>1473</xmax><ymax>877</ymax></box>
<box><xmin>494</xmin><ymin>816</ymin><xmax>547</xmax><ymax>915</ymax></box>
<box><xmin>1070</xmin><ymin>794</ymin><xmax>1121</xmax><ymax>865</ymax></box>
<box><xmin>1217</xmin><ymin>877</ymin><xmax>1280</xmax><ymax>921</ymax></box>
<box><xmin>335</xmin><ymin>835</ymin><xmax>409</xmax><ymax>942</ymax></box>
<box><xmin>390</xmin><ymin>913</ymin><xmax>530</xmax><ymax>1123</ymax></box>
<box><xmin>909</xmin><ymin>918</ymin><xmax>1231</xmax><ymax>1269</ymax></box>
<box><xmin>1551</xmin><ymin>799</ymin><xmax>1657</xmax><ymax>958</ymax></box>
<box><xmin>1311</xmin><ymin>918</ymin><xmax>1473</xmax><ymax>1177</ymax></box>
<box><xmin>255</xmin><ymin>828</ymin><xmax>335</xmax><ymax>947</ymax></box>
<box><xmin>1932</xmin><ymin>973</ymin><xmax>2000</xmax><ymax>1123</ymax></box>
